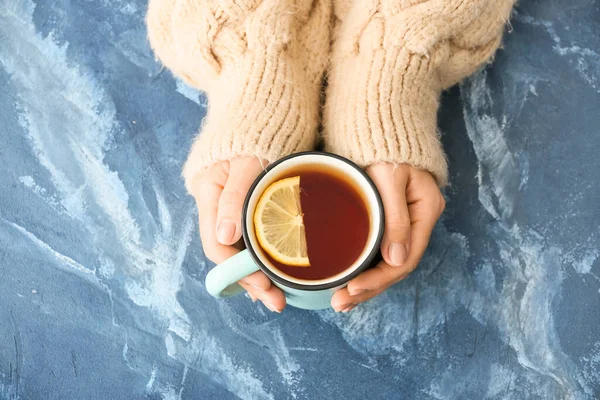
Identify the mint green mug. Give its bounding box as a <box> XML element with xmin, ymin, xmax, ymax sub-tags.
<box><xmin>205</xmin><ymin>152</ymin><xmax>384</xmax><ymax>310</ymax></box>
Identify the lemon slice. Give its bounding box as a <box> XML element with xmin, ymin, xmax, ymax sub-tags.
<box><xmin>254</xmin><ymin>176</ymin><xmax>310</xmax><ymax>267</ymax></box>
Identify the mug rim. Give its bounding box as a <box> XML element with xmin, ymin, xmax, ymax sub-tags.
<box><xmin>241</xmin><ymin>151</ymin><xmax>385</xmax><ymax>291</ymax></box>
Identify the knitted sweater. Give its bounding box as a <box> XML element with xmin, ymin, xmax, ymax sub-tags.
<box><xmin>147</xmin><ymin>0</ymin><xmax>515</xmax><ymax>190</ymax></box>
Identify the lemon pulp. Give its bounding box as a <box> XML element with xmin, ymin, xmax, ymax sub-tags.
<box><xmin>253</xmin><ymin>176</ymin><xmax>310</xmax><ymax>267</ymax></box>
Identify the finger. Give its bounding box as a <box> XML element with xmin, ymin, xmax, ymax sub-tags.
<box><xmin>216</xmin><ymin>158</ymin><xmax>264</xmax><ymax>245</ymax></box>
<box><xmin>404</xmin><ymin>169</ymin><xmax>445</xmax><ymax>265</ymax></box>
<box><xmin>346</xmin><ymin>260</ymin><xmax>410</xmax><ymax>295</ymax></box>
<box><xmin>347</xmin><ymin>193</ymin><xmax>441</xmax><ymax>294</ymax></box>
<box><xmin>259</xmin><ymin>286</ymin><xmax>286</xmax><ymax>313</ymax></box>
<box><xmin>404</xmin><ymin>200</ymin><xmax>440</xmax><ymax>268</ymax></box>
<box><xmin>331</xmin><ymin>286</ymin><xmax>383</xmax><ymax>312</ymax></box>
<box><xmin>331</xmin><ymin>288</ymin><xmax>357</xmax><ymax>312</ymax></box>
<box><xmin>195</xmin><ymin>166</ymin><xmax>239</xmax><ymax>264</ymax></box>
<box><xmin>342</xmin><ymin>170</ymin><xmax>445</xmax><ymax>297</ymax></box>
<box><xmin>368</xmin><ymin>164</ymin><xmax>411</xmax><ymax>268</ymax></box>
<box><xmin>241</xmin><ymin>281</ymin><xmax>286</xmax><ymax>313</ymax></box>
<box><xmin>239</xmin><ymin>270</ymin><xmax>272</xmax><ymax>292</ymax></box>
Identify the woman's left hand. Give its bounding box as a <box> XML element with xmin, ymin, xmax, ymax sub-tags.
<box><xmin>331</xmin><ymin>163</ymin><xmax>446</xmax><ymax>312</ymax></box>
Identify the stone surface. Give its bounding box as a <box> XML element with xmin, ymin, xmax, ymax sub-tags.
<box><xmin>1</xmin><ymin>0</ymin><xmax>599</xmax><ymax>399</ymax></box>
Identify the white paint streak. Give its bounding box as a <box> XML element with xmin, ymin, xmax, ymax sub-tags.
<box><xmin>122</xmin><ymin>338</ymin><xmax>129</xmax><ymax>362</ymax></box>
<box><xmin>462</xmin><ymin>73</ymin><xmax>521</xmax><ymax>221</ymax></box>
<box><xmin>175</xmin><ymin>79</ymin><xmax>206</xmax><ymax>107</ymax></box>
<box><xmin>3</xmin><ymin>0</ymin><xmax>193</xmax><ymax>338</ymax></box>
<box><xmin>19</xmin><ymin>175</ymin><xmax>34</xmax><ymax>187</ymax></box>
<box><xmin>319</xmin><ymin>70</ymin><xmax>594</xmax><ymax>398</ymax></box>
<box><xmin>515</xmin><ymin>13</ymin><xmax>600</xmax><ymax>92</ymax></box>
<box><xmin>570</xmin><ymin>250</ymin><xmax>598</xmax><ymax>275</ymax></box>
<box><xmin>4</xmin><ymin>219</ymin><xmax>98</xmax><ymax>281</ymax></box>
<box><xmin>178</xmin><ymin>366</ymin><xmax>188</xmax><ymax>399</ymax></box>
<box><xmin>154</xmin><ymin>182</ymin><xmax>173</xmax><ymax>238</ymax></box>
<box><xmin>289</xmin><ymin>347</ymin><xmax>318</xmax><ymax>352</ymax></box>
<box><xmin>1</xmin><ymin>2</ymin><xmax>271</xmax><ymax>398</ymax></box>
<box><xmin>461</xmin><ymin>72</ymin><xmax>591</xmax><ymax>397</ymax></box>
<box><xmin>350</xmin><ymin>360</ymin><xmax>379</xmax><ymax>373</ymax></box>
<box><xmin>166</xmin><ymin>333</ymin><xmax>273</xmax><ymax>400</ymax></box>
<box><xmin>146</xmin><ymin>366</ymin><xmax>158</xmax><ymax>392</ymax></box>
<box><xmin>0</xmin><ymin>373</ymin><xmax>19</xmax><ymax>400</ymax></box>
<box><xmin>271</xmin><ymin>329</ymin><xmax>301</xmax><ymax>397</ymax></box>
<box><xmin>19</xmin><ymin>175</ymin><xmax>61</xmax><ymax>208</ymax></box>
<box><xmin>580</xmin><ymin>342</ymin><xmax>600</xmax><ymax>388</ymax></box>
<box><xmin>159</xmin><ymin>385</ymin><xmax>181</xmax><ymax>400</ymax></box>
<box><xmin>120</xmin><ymin>3</ymin><xmax>137</xmax><ymax>15</ymax></box>
<box><xmin>486</xmin><ymin>363</ymin><xmax>514</xmax><ymax>398</ymax></box>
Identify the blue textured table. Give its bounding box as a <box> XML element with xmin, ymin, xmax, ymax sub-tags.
<box><xmin>1</xmin><ymin>0</ymin><xmax>599</xmax><ymax>399</ymax></box>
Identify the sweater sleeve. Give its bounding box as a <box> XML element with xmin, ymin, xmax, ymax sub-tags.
<box><xmin>324</xmin><ymin>0</ymin><xmax>515</xmax><ymax>186</ymax></box>
<box><xmin>147</xmin><ymin>0</ymin><xmax>331</xmax><ymax>193</ymax></box>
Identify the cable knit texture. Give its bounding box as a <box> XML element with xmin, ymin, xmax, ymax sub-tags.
<box><xmin>147</xmin><ymin>0</ymin><xmax>331</xmax><ymax>192</ymax></box>
<box><xmin>324</xmin><ymin>0</ymin><xmax>515</xmax><ymax>186</ymax></box>
<box><xmin>146</xmin><ymin>0</ymin><xmax>515</xmax><ymax>191</ymax></box>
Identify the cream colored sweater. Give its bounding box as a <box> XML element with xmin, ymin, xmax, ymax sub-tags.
<box><xmin>147</xmin><ymin>0</ymin><xmax>515</xmax><ymax>190</ymax></box>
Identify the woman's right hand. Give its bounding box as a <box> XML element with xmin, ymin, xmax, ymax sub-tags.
<box><xmin>191</xmin><ymin>157</ymin><xmax>286</xmax><ymax>313</ymax></box>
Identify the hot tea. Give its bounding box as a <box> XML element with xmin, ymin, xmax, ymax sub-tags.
<box><xmin>255</xmin><ymin>168</ymin><xmax>370</xmax><ymax>281</ymax></box>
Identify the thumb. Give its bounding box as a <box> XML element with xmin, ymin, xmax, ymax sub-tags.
<box><xmin>368</xmin><ymin>164</ymin><xmax>411</xmax><ymax>268</ymax></box>
<box><xmin>216</xmin><ymin>158</ymin><xmax>263</xmax><ymax>246</ymax></box>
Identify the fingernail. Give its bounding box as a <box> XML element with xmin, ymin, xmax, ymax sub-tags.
<box><xmin>342</xmin><ymin>304</ymin><xmax>356</xmax><ymax>313</ymax></box>
<box><xmin>348</xmin><ymin>288</ymin><xmax>366</xmax><ymax>296</ymax></box>
<box><xmin>245</xmin><ymin>292</ymin><xmax>258</xmax><ymax>302</ymax></box>
<box><xmin>389</xmin><ymin>243</ymin><xmax>408</xmax><ymax>267</ymax></box>
<box><xmin>250</xmin><ymin>284</ymin><xmax>267</xmax><ymax>294</ymax></box>
<box><xmin>262</xmin><ymin>301</ymin><xmax>281</xmax><ymax>313</ymax></box>
<box><xmin>336</xmin><ymin>303</ymin><xmax>353</xmax><ymax>313</ymax></box>
<box><xmin>216</xmin><ymin>220</ymin><xmax>236</xmax><ymax>244</ymax></box>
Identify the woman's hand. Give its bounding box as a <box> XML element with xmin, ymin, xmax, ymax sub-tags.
<box><xmin>331</xmin><ymin>163</ymin><xmax>445</xmax><ymax>312</ymax></box>
<box><xmin>193</xmin><ymin>157</ymin><xmax>286</xmax><ymax>313</ymax></box>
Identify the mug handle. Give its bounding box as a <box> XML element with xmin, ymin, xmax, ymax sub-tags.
<box><xmin>205</xmin><ymin>250</ymin><xmax>260</xmax><ymax>298</ymax></box>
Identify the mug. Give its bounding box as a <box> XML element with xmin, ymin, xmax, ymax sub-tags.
<box><xmin>205</xmin><ymin>152</ymin><xmax>384</xmax><ymax>310</ymax></box>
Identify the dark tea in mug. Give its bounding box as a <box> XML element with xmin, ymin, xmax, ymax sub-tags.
<box><xmin>257</xmin><ymin>167</ymin><xmax>370</xmax><ymax>280</ymax></box>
